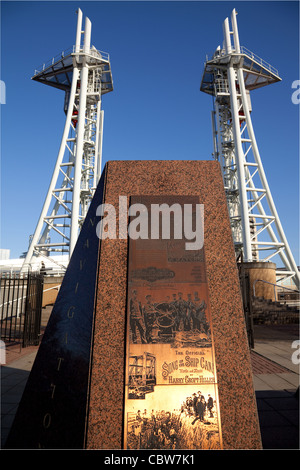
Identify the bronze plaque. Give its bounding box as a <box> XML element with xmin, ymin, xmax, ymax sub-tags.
<box><xmin>124</xmin><ymin>196</ymin><xmax>223</xmax><ymax>450</ymax></box>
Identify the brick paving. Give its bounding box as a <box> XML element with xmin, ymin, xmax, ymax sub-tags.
<box><xmin>1</xmin><ymin>321</ymin><xmax>299</xmax><ymax>449</ymax></box>
<box><xmin>251</xmin><ymin>350</ymin><xmax>291</xmax><ymax>375</ymax></box>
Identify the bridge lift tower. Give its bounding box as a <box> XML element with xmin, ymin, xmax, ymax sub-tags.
<box><xmin>201</xmin><ymin>9</ymin><xmax>299</xmax><ymax>289</ymax></box>
<box><xmin>21</xmin><ymin>9</ymin><xmax>113</xmax><ymax>273</ymax></box>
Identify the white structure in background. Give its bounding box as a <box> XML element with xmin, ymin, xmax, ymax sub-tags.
<box><xmin>200</xmin><ymin>9</ymin><xmax>299</xmax><ymax>289</ymax></box>
<box><xmin>0</xmin><ymin>255</ymin><xmax>68</xmax><ymax>276</ymax></box>
<box><xmin>0</xmin><ymin>250</ymin><xmax>10</xmax><ymax>261</ymax></box>
<box><xmin>21</xmin><ymin>9</ymin><xmax>113</xmax><ymax>273</ymax></box>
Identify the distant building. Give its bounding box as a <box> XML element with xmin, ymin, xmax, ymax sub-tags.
<box><xmin>0</xmin><ymin>249</ymin><xmax>10</xmax><ymax>260</ymax></box>
<box><xmin>0</xmin><ymin>254</ymin><xmax>68</xmax><ymax>275</ymax></box>
<box><xmin>276</xmin><ymin>267</ymin><xmax>300</xmax><ymax>291</ymax></box>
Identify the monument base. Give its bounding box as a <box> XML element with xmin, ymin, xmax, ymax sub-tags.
<box><xmin>86</xmin><ymin>161</ymin><xmax>261</xmax><ymax>449</ymax></box>
<box><xmin>6</xmin><ymin>160</ymin><xmax>262</xmax><ymax>450</ymax></box>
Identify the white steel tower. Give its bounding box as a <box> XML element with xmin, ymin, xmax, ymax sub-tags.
<box><xmin>21</xmin><ymin>9</ymin><xmax>113</xmax><ymax>272</ymax></box>
<box><xmin>200</xmin><ymin>9</ymin><xmax>299</xmax><ymax>289</ymax></box>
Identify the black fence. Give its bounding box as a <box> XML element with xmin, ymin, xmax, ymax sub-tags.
<box><xmin>0</xmin><ymin>273</ymin><xmax>44</xmax><ymax>347</ymax></box>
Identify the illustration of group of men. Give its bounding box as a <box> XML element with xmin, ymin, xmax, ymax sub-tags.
<box><xmin>182</xmin><ymin>391</ymin><xmax>215</xmax><ymax>423</ymax></box>
<box><xmin>127</xmin><ymin>392</ymin><xmax>216</xmax><ymax>449</ymax></box>
<box><xmin>129</xmin><ymin>409</ymin><xmax>179</xmax><ymax>449</ymax></box>
<box><xmin>129</xmin><ymin>289</ymin><xmax>210</xmax><ymax>344</ymax></box>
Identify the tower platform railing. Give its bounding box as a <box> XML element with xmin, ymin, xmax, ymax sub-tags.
<box><xmin>33</xmin><ymin>46</ymin><xmax>111</xmax><ymax>76</ymax></box>
<box><xmin>240</xmin><ymin>46</ymin><xmax>279</xmax><ymax>77</ymax></box>
<box><xmin>205</xmin><ymin>45</ymin><xmax>279</xmax><ymax>78</ymax></box>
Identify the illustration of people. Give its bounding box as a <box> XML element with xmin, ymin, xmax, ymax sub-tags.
<box><xmin>142</xmin><ymin>409</ymin><xmax>148</xmax><ymax>425</ymax></box>
<box><xmin>186</xmin><ymin>293</ymin><xmax>194</xmax><ymax>331</ymax></box>
<box><xmin>192</xmin><ymin>393</ymin><xmax>198</xmax><ymax>416</ymax></box>
<box><xmin>175</xmin><ymin>292</ymin><xmax>187</xmax><ymax>331</ymax></box>
<box><xmin>193</xmin><ymin>292</ymin><xmax>201</xmax><ymax>330</ymax></box>
<box><xmin>192</xmin><ymin>396</ymin><xmax>206</xmax><ymax>425</ymax></box>
<box><xmin>207</xmin><ymin>394</ymin><xmax>214</xmax><ymax>417</ymax></box>
<box><xmin>199</xmin><ymin>396</ymin><xmax>206</xmax><ymax>421</ymax></box>
<box><xmin>157</xmin><ymin>429</ymin><xmax>165</xmax><ymax>448</ymax></box>
<box><xmin>192</xmin><ymin>292</ymin><xmax>209</xmax><ymax>334</ymax></box>
<box><xmin>127</xmin><ymin>390</ymin><xmax>219</xmax><ymax>449</ymax></box>
<box><xmin>169</xmin><ymin>425</ymin><xmax>177</xmax><ymax>448</ymax></box>
<box><xmin>170</xmin><ymin>293</ymin><xmax>177</xmax><ymax>321</ymax></box>
<box><xmin>143</xmin><ymin>294</ymin><xmax>157</xmax><ymax>343</ymax></box>
<box><xmin>198</xmin><ymin>299</ymin><xmax>209</xmax><ymax>334</ymax></box>
<box><xmin>129</xmin><ymin>290</ymin><xmax>146</xmax><ymax>343</ymax></box>
<box><xmin>128</xmin><ymin>289</ymin><xmax>211</xmax><ymax>346</ymax></box>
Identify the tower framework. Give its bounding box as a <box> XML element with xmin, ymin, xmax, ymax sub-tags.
<box><xmin>201</xmin><ymin>9</ymin><xmax>299</xmax><ymax>289</ymax></box>
<box><xmin>21</xmin><ymin>9</ymin><xmax>113</xmax><ymax>272</ymax></box>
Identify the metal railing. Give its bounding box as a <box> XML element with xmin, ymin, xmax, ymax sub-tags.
<box><xmin>23</xmin><ymin>273</ymin><xmax>44</xmax><ymax>347</ymax></box>
<box><xmin>214</xmin><ymin>78</ymin><xmax>230</xmax><ymax>95</ymax></box>
<box><xmin>33</xmin><ymin>45</ymin><xmax>110</xmax><ymax>76</ymax></box>
<box><xmin>33</xmin><ymin>46</ymin><xmax>73</xmax><ymax>76</ymax></box>
<box><xmin>206</xmin><ymin>45</ymin><xmax>279</xmax><ymax>78</ymax></box>
<box><xmin>253</xmin><ymin>278</ymin><xmax>299</xmax><ymax>302</ymax></box>
<box><xmin>0</xmin><ymin>273</ymin><xmax>44</xmax><ymax>346</ymax></box>
<box><xmin>240</xmin><ymin>46</ymin><xmax>279</xmax><ymax>77</ymax></box>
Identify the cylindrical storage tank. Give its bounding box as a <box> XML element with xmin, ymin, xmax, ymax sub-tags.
<box><xmin>240</xmin><ymin>262</ymin><xmax>277</xmax><ymax>301</ymax></box>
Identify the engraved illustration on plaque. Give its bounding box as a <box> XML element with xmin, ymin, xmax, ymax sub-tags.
<box><xmin>128</xmin><ymin>289</ymin><xmax>211</xmax><ymax>347</ymax></box>
<box><xmin>126</xmin><ymin>385</ymin><xmax>220</xmax><ymax>450</ymax></box>
<box><xmin>124</xmin><ymin>196</ymin><xmax>222</xmax><ymax>450</ymax></box>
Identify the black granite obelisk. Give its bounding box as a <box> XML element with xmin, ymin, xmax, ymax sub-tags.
<box><xmin>5</xmin><ymin>170</ymin><xmax>107</xmax><ymax>449</ymax></box>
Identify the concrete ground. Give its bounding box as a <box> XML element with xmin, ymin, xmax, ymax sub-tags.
<box><xmin>251</xmin><ymin>324</ymin><xmax>299</xmax><ymax>450</ymax></box>
<box><xmin>1</xmin><ymin>317</ymin><xmax>299</xmax><ymax>449</ymax></box>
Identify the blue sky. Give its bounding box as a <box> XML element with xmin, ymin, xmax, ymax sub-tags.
<box><xmin>1</xmin><ymin>0</ymin><xmax>299</xmax><ymax>265</ymax></box>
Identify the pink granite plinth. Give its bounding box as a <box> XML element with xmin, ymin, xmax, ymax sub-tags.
<box><xmin>85</xmin><ymin>160</ymin><xmax>262</xmax><ymax>450</ymax></box>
